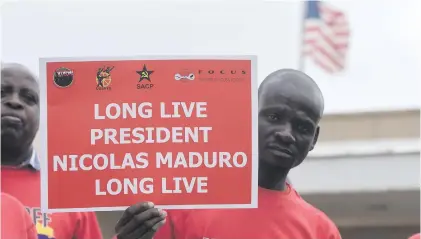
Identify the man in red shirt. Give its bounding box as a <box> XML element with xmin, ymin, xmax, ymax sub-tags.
<box><xmin>1</xmin><ymin>193</ymin><xmax>38</xmax><ymax>239</ymax></box>
<box><xmin>1</xmin><ymin>63</ymin><xmax>103</xmax><ymax>239</ymax></box>
<box><xmin>115</xmin><ymin>69</ymin><xmax>342</xmax><ymax>239</ymax></box>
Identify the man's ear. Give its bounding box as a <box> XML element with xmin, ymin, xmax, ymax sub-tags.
<box><xmin>310</xmin><ymin>126</ymin><xmax>320</xmax><ymax>151</ymax></box>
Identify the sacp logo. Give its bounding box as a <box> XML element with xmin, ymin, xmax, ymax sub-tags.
<box><xmin>175</xmin><ymin>69</ymin><xmax>195</xmax><ymax>82</ymax></box>
<box><xmin>53</xmin><ymin>67</ymin><xmax>74</xmax><ymax>88</ymax></box>
<box><xmin>96</xmin><ymin>66</ymin><xmax>114</xmax><ymax>91</ymax></box>
<box><xmin>136</xmin><ymin>64</ymin><xmax>154</xmax><ymax>90</ymax></box>
<box><xmin>197</xmin><ymin>69</ymin><xmax>247</xmax><ymax>82</ymax></box>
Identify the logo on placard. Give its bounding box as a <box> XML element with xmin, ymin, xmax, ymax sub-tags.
<box><xmin>136</xmin><ymin>64</ymin><xmax>154</xmax><ymax>90</ymax></box>
<box><xmin>175</xmin><ymin>69</ymin><xmax>195</xmax><ymax>82</ymax></box>
<box><xmin>53</xmin><ymin>67</ymin><xmax>74</xmax><ymax>88</ymax></box>
<box><xmin>197</xmin><ymin>69</ymin><xmax>247</xmax><ymax>82</ymax></box>
<box><xmin>96</xmin><ymin>66</ymin><xmax>114</xmax><ymax>91</ymax></box>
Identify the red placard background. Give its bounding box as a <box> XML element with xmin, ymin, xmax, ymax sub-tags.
<box><xmin>45</xmin><ymin>59</ymin><xmax>253</xmax><ymax>209</ymax></box>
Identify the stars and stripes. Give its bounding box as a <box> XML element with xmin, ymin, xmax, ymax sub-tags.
<box><xmin>302</xmin><ymin>1</ymin><xmax>350</xmax><ymax>73</ymax></box>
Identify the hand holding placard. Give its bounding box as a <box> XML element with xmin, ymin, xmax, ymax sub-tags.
<box><xmin>115</xmin><ymin>202</ymin><xmax>166</xmax><ymax>239</ymax></box>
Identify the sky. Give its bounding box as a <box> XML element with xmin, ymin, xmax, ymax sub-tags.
<box><xmin>1</xmin><ymin>0</ymin><xmax>420</xmax><ymax>114</ymax></box>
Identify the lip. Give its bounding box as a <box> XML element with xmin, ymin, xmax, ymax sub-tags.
<box><xmin>267</xmin><ymin>144</ymin><xmax>293</xmax><ymax>156</ymax></box>
<box><xmin>1</xmin><ymin>114</ymin><xmax>23</xmax><ymax>124</ymax></box>
<box><xmin>268</xmin><ymin>148</ymin><xmax>293</xmax><ymax>158</ymax></box>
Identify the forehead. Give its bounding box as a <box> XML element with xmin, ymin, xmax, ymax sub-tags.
<box><xmin>1</xmin><ymin>67</ymin><xmax>39</xmax><ymax>93</ymax></box>
<box><xmin>259</xmin><ymin>80</ymin><xmax>322</xmax><ymax>119</ymax></box>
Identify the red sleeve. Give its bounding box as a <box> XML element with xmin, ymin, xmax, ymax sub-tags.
<box><xmin>326</xmin><ymin>224</ymin><xmax>342</xmax><ymax>239</ymax></box>
<box><xmin>24</xmin><ymin>201</ymin><xmax>38</xmax><ymax>239</ymax></box>
<box><xmin>74</xmin><ymin>212</ymin><xmax>103</xmax><ymax>239</ymax></box>
<box><xmin>27</xmin><ymin>222</ymin><xmax>38</xmax><ymax>239</ymax></box>
<box><xmin>409</xmin><ymin>233</ymin><xmax>421</xmax><ymax>239</ymax></box>
<box><xmin>317</xmin><ymin>213</ymin><xmax>342</xmax><ymax>239</ymax></box>
<box><xmin>1</xmin><ymin>193</ymin><xmax>38</xmax><ymax>239</ymax></box>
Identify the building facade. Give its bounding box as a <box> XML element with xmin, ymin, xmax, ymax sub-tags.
<box><xmin>293</xmin><ymin>109</ymin><xmax>420</xmax><ymax>239</ymax></box>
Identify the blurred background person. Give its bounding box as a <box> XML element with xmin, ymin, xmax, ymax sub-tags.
<box><xmin>1</xmin><ymin>193</ymin><xmax>37</xmax><ymax>239</ymax></box>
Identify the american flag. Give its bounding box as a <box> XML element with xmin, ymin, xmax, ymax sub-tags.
<box><xmin>302</xmin><ymin>1</ymin><xmax>350</xmax><ymax>73</ymax></box>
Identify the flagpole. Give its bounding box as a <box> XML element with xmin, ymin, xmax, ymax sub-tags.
<box><xmin>298</xmin><ymin>1</ymin><xmax>307</xmax><ymax>72</ymax></box>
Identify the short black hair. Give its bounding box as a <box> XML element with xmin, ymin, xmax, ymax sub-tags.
<box><xmin>259</xmin><ymin>68</ymin><xmax>325</xmax><ymax>115</ymax></box>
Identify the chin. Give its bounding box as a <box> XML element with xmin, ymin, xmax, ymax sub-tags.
<box><xmin>262</xmin><ymin>155</ymin><xmax>296</xmax><ymax>169</ymax></box>
<box><xmin>1</xmin><ymin>132</ymin><xmax>24</xmax><ymax>146</ymax></box>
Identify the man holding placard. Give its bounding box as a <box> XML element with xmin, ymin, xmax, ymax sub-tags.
<box><xmin>39</xmin><ymin>56</ymin><xmax>258</xmax><ymax>238</ymax></box>
<box><xmin>115</xmin><ymin>69</ymin><xmax>342</xmax><ymax>239</ymax></box>
<box><xmin>1</xmin><ymin>63</ymin><xmax>103</xmax><ymax>239</ymax></box>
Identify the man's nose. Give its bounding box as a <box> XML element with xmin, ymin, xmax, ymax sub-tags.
<box><xmin>4</xmin><ymin>94</ymin><xmax>24</xmax><ymax>110</ymax></box>
<box><xmin>274</xmin><ymin>124</ymin><xmax>296</xmax><ymax>144</ymax></box>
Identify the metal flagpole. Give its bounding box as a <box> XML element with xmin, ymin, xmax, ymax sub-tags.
<box><xmin>298</xmin><ymin>1</ymin><xmax>307</xmax><ymax>72</ymax></box>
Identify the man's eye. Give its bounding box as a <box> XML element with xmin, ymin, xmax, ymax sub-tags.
<box><xmin>22</xmin><ymin>93</ymin><xmax>37</xmax><ymax>104</ymax></box>
<box><xmin>297</xmin><ymin>124</ymin><xmax>311</xmax><ymax>134</ymax></box>
<box><xmin>267</xmin><ymin>114</ymin><xmax>279</xmax><ymax>121</ymax></box>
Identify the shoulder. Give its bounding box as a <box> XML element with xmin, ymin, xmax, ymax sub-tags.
<box><xmin>409</xmin><ymin>233</ymin><xmax>421</xmax><ymax>239</ymax></box>
<box><xmin>1</xmin><ymin>193</ymin><xmax>33</xmax><ymax>225</ymax></box>
<box><xmin>1</xmin><ymin>193</ymin><xmax>37</xmax><ymax>239</ymax></box>
<box><xmin>1</xmin><ymin>192</ymin><xmax>25</xmax><ymax>209</ymax></box>
<box><xmin>1</xmin><ymin>192</ymin><xmax>15</xmax><ymax>201</ymax></box>
<box><xmin>294</xmin><ymin>194</ymin><xmax>341</xmax><ymax>238</ymax></box>
<box><xmin>294</xmin><ymin>192</ymin><xmax>334</xmax><ymax>223</ymax></box>
<box><xmin>289</xmin><ymin>187</ymin><xmax>328</xmax><ymax>219</ymax></box>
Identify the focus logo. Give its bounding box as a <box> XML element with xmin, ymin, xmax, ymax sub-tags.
<box><xmin>197</xmin><ymin>69</ymin><xmax>247</xmax><ymax>82</ymax></box>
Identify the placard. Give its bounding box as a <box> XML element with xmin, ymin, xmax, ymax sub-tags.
<box><xmin>39</xmin><ymin>56</ymin><xmax>258</xmax><ymax>212</ymax></box>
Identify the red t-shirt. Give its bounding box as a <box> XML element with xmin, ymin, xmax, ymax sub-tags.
<box><xmin>1</xmin><ymin>167</ymin><xmax>103</xmax><ymax>239</ymax></box>
<box><xmin>156</xmin><ymin>185</ymin><xmax>341</xmax><ymax>239</ymax></box>
<box><xmin>409</xmin><ymin>233</ymin><xmax>421</xmax><ymax>239</ymax></box>
<box><xmin>153</xmin><ymin>209</ymin><xmax>188</xmax><ymax>239</ymax></box>
<box><xmin>1</xmin><ymin>193</ymin><xmax>38</xmax><ymax>239</ymax></box>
